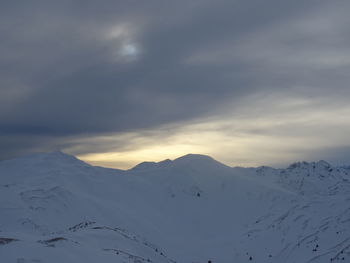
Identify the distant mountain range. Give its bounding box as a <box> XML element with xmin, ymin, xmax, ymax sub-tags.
<box><xmin>1</xmin><ymin>152</ymin><xmax>349</xmax><ymax>263</ymax></box>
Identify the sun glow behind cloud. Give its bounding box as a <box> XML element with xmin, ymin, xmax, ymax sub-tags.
<box><xmin>104</xmin><ymin>23</ymin><xmax>141</xmax><ymax>62</ymax></box>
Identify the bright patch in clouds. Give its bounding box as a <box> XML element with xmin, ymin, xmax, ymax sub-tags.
<box><xmin>121</xmin><ymin>43</ymin><xmax>138</xmax><ymax>57</ymax></box>
<box><xmin>105</xmin><ymin>23</ymin><xmax>140</xmax><ymax>61</ymax></box>
<box><xmin>119</xmin><ymin>43</ymin><xmax>139</xmax><ymax>60</ymax></box>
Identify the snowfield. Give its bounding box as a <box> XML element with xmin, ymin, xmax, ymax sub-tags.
<box><xmin>0</xmin><ymin>152</ymin><xmax>349</xmax><ymax>263</ymax></box>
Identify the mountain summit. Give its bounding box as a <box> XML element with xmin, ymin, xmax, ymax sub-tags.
<box><xmin>131</xmin><ymin>154</ymin><xmax>229</xmax><ymax>174</ymax></box>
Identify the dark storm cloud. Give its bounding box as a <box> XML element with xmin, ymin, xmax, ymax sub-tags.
<box><xmin>1</xmin><ymin>0</ymin><xmax>350</xmax><ymax>160</ymax></box>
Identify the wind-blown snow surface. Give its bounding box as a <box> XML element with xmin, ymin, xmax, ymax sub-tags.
<box><xmin>1</xmin><ymin>152</ymin><xmax>349</xmax><ymax>263</ymax></box>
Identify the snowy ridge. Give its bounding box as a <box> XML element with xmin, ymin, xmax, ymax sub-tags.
<box><xmin>0</xmin><ymin>152</ymin><xmax>349</xmax><ymax>263</ymax></box>
<box><xmin>279</xmin><ymin>160</ymin><xmax>350</xmax><ymax>196</ymax></box>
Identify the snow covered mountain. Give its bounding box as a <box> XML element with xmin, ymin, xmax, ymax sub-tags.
<box><xmin>0</xmin><ymin>152</ymin><xmax>349</xmax><ymax>263</ymax></box>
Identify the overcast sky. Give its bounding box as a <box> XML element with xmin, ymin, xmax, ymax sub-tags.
<box><xmin>1</xmin><ymin>0</ymin><xmax>350</xmax><ymax>168</ymax></box>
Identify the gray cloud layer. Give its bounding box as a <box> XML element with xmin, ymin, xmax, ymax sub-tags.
<box><xmin>1</xmin><ymin>0</ymin><xmax>350</xmax><ymax>163</ymax></box>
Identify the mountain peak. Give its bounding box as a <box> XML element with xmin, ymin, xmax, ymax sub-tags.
<box><xmin>0</xmin><ymin>151</ymin><xmax>90</xmax><ymax>172</ymax></box>
<box><xmin>172</xmin><ymin>153</ymin><xmax>230</xmax><ymax>171</ymax></box>
<box><xmin>29</xmin><ymin>151</ymin><xmax>84</xmax><ymax>163</ymax></box>
<box><xmin>173</xmin><ymin>153</ymin><xmax>216</xmax><ymax>163</ymax></box>
<box><xmin>287</xmin><ymin>160</ymin><xmax>333</xmax><ymax>170</ymax></box>
<box><xmin>130</xmin><ymin>159</ymin><xmax>172</xmax><ymax>171</ymax></box>
<box><xmin>130</xmin><ymin>154</ymin><xmax>229</xmax><ymax>172</ymax></box>
<box><xmin>316</xmin><ymin>160</ymin><xmax>331</xmax><ymax>168</ymax></box>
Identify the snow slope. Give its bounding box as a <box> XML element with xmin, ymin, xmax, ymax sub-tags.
<box><xmin>0</xmin><ymin>152</ymin><xmax>349</xmax><ymax>263</ymax></box>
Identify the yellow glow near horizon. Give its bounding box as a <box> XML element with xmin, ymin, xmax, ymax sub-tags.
<box><xmin>76</xmin><ymin>123</ymin><xmax>316</xmax><ymax>170</ymax></box>
<box><xmin>78</xmin><ymin>144</ymin><xmax>206</xmax><ymax>169</ymax></box>
<box><xmin>75</xmin><ymin>93</ymin><xmax>350</xmax><ymax>170</ymax></box>
<box><xmin>77</xmin><ymin>132</ymin><xmax>213</xmax><ymax>169</ymax></box>
<box><xmin>76</xmin><ymin>128</ymin><xmax>310</xmax><ymax>170</ymax></box>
